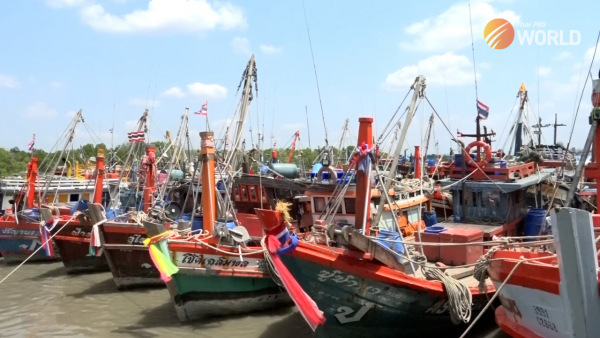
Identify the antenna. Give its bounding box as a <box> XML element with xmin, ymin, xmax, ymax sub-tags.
<box><xmin>532</xmin><ymin>117</ymin><xmax>551</xmax><ymax>145</ymax></box>
<box><xmin>305</xmin><ymin>105</ymin><xmax>312</xmax><ymax>149</ymax></box>
<box><xmin>553</xmin><ymin>113</ymin><xmax>567</xmax><ymax>145</ymax></box>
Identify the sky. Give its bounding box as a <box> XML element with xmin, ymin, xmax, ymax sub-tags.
<box><xmin>0</xmin><ymin>0</ymin><xmax>599</xmax><ymax>156</ymax></box>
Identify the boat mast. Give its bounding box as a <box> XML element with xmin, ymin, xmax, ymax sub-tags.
<box><xmin>532</xmin><ymin>117</ymin><xmax>551</xmax><ymax>145</ymax></box>
<box><xmin>92</xmin><ymin>149</ymin><xmax>105</xmax><ymax>205</ymax></box>
<box><xmin>553</xmin><ymin>113</ymin><xmax>567</xmax><ymax>145</ymax></box>
<box><xmin>26</xmin><ymin>157</ymin><xmax>38</xmax><ymax>209</ymax></box>
<box><xmin>40</xmin><ymin>109</ymin><xmax>82</xmax><ymax>203</ymax></box>
<box><xmin>226</xmin><ymin>55</ymin><xmax>257</xmax><ymax>173</ymax></box>
<box><xmin>373</xmin><ymin>76</ymin><xmax>425</xmax><ymax>227</ymax></box>
<box><xmin>514</xmin><ymin>83</ymin><xmax>528</xmax><ymax>155</ymax></box>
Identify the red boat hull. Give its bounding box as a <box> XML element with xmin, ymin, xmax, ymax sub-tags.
<box><xmin>51</xmin><ymin>218</ymin><xmax>109</xmax><ymax>273</ymax></box>
<box><xmin>100</xmin><ymin>223</ymin><xmax>161</xmax><ymax>289</ymax></box>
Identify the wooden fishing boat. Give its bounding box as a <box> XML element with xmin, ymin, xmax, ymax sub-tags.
<box><xmin>267</xmin><ymin>82</ymin><xmax>554</xmax><ymax>336</ymax></box>
<box><xmin>487</xmin><ymin>77</ymin><xmax>600</xmax><ymax>338</ymax></box>
<box><xmin>145</xmin><ymin>129</ymin><xmax>292</xmax><ymax>322</ymax></box>
<box><xmin>0</xmin><ymin>157</ymin><xmax>117</xmax><ymax>265</ymax></box>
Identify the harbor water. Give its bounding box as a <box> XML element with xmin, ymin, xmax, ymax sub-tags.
<box><xmin>0</xmin><ymin>260</ymin><xmax>508</xmax><ymax>338</ymax></box>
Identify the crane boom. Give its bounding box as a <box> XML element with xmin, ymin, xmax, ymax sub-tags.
<box><xmin>287</xmin><ymin>130</ymin><xmax>300</xmax><ymax>163</ymax></box>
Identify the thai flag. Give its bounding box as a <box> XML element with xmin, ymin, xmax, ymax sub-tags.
<box><xmin>195</xmin><ymin>102</ymin><xmax>208</xmax><ymax>116</ymax></box>
<box><xmin>28</xmin><ymin>136</ymin><xmax>35</xmax><ymax>151</ymax></box>
<box><xmin>128</xmin><ymin>131</ymin><xmax>145</xmax><ymax>143</ymax></box>
<box><xmin>477</xmin><ymin>100</ymin><xmax>489</xmax><ymax>120</ymax></box>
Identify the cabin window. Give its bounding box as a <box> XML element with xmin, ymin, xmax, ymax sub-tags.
<box><xmin>313</xmin><ymin>197</ymin><xmax>326</xmax><ymax>213</ymax></box>
<box><xmin>69</xmin><ymin>193</ymin><xmax>79</xmax><ymax>202</ymax></box>
<box><xmin>407</xmin><ymin>208</ymin><xmax>419</xmax><ymax>223</ymax></box>
<box><xmin>58</xmin><ymin>194</ymin><xmax>68</xmax><ymax>203</ymax></box>
<box><xmin>249</xmin><ymin>186</ymin><xmax>258</xmax><ymax>202</ymax></box>
<box><xmin>514</xmin><ymin>191</ymin><xmax>520</xmax><ymax>204</ymax></box>
<box><xmin>241</xmin><ymin>185</ymin><xmax>249</xmax><ymax>201</ymax></box>
<box><xmin>458</xmin><ymin>191</ymin><xmax>463</xmax><ymax>205</ymax></box>
<box><xmin>328</xmin><ymin>198</ymin><xmax>342</xmax><ymax>214</ymax></box>
<box><xmin>344</xmin><ymin>198</ymin><xmax>356</xmax><ymax>214</ymax></box>
<box><xmin>233</xmin><ymin>187</ymin><xmax>240</xmax><ymax>201</ymax></box>
<box><xmin>261</xmin><ymin>187</ymin><xmax>268</xmax><ymax>203</ymax></box>
<box><xmin>471</xmin><ymin>192</ymin><xmax>478</xmax><ymax>207</ymax></box>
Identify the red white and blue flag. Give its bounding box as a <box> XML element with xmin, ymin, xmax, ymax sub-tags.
<box><xmin>195</xmin><ymin>102</ymin><xmax>208</xmax><ymax>116</ymax></box>
<box><xmin>128</xmin><ymin>131</ymin><xmax>145</xmax><ymax>143</ymax></box>
<box><xmin>28</xmin><ymin>135</ymin><xmax>35</xmax><ymax>151</ymax></box>
<box><xmin>477</xmin><ymin>100</ymin><xmax>489</xmax><ymax>120</ymax></box>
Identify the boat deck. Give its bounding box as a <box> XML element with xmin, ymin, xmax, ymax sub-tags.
<box><xmin>404</xmin><ymin>235</ymin><xmax>486</xmax><ymax>288</ymax></box>
<box><xmin>434</xmin><ymin>222</ymin><xmax>505</xmax><ymax>238</ymax></box>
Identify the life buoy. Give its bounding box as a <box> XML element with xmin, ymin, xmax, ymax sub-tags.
<box><xmin>316</xmin><ymin>166</ymin><xmax>338</xmax><ymax>184</ymax></box>
<box><xmin>464</xmin><ymin>140</ymin><xmax>492</xmax><ymax>167</ymax></box>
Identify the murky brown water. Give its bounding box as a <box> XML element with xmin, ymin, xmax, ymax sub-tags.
<box><xmin>0</xmin><ymin>260</ymin><xmax>508</xmax><ymax>338</ymax></box>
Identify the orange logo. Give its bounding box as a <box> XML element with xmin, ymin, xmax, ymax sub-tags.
<box><xmin>484</xmin><ymin>18</ymin><xmax>515</xmax><ymax>49</ymax></box>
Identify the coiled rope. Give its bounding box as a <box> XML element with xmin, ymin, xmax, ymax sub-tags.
<box><xmin>419</xmin><ymin>259</ymin><xmax>473</xmax><ymax>325</ymax></box>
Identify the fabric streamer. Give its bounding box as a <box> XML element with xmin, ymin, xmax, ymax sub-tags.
<box><xmin>39</xmin><ymin>219</ymin><xmax>58</xmax><ymax>258</ymax></box>
<box><xmin>143</xmin><ymin>233</ymin><xmax>178</xmax><ymax>282</ymax></box>
<box><xmin>265</xmin><ymin>235</ymin><xmax>325</xmax><ymax>331</ymax></box>
<box><xmin>89</xmin><ymin>223</ymin><xmax>103</xmax><ymax>257</ymax></box>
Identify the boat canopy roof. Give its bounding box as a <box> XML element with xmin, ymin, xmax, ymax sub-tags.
<box><xmin>439</xmin><ymin>167</ymin><xmax>555</xmax><ymax>193</ymax></box>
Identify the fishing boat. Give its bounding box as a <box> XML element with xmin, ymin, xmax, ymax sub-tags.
<box><xmin>486</xmin><ymin>75</ymin><xmax>600</xmax><ymax>338</ymax></box>
<box><xmin>0</xmin><ymin>112</ymin><xmax>119</xmax><ymax>265</ymax></box>
<box><xmin>264</xmin><ymin>76</ymin><xmax>555</xmax><ymax>337</ymax></box>
<box><xmin>145</xmin><ymin>130</ymin><xmax>292</xmax><ymax>322</ymax></box>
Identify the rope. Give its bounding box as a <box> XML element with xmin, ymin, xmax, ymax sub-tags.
<box><xmin>459</xmin><ymin>254</ymin><xmax>557</xmax><ymax>338</ymax></box>
<box><xmin>0</xmin><ymin>215</ymin><xmax>104</xmax><ymax>285</ymax></box>
<box><xmin>260</xmin><ymin>237</ymin><xmax>283</xmax><ymax>287</ymax></box>
<box><xmin>473</xmin><ymin>247</ymin><xmax>498</xmax><ymax>293</ymax></box>
<box><xmin>420</xmin><ymin>259</ymin><xmax>473</xmax><ymax>325</ymax></box>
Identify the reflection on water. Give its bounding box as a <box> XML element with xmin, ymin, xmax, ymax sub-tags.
<box><xmin>0</xmin><ymin>261</ymin><xmax>507</xmax><ymax>338</ymax></box>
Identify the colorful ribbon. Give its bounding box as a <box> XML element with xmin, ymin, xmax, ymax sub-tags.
<box><xmin>143</xmin><ymin>233</ymin><xmax>178</xmax><ymax>282</ymax></box>
<box><xmin>89</xmin><ymin>223</ymin><xmax>102</xmax><ymax>257</ymax></box>
<box><xmin>266</xmin><ymin>235</ymin><xmax>325</xmax><ymax>331</ymax></box>
<box><xmin>40</xmin><ymin>219</ymin><xmax>58</xmax><ymax>258</ymax></box>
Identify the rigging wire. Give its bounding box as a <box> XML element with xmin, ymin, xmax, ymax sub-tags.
<box><xmin>468</xmin><ymin>0</ymin><xmax>479</xmax><ymax>102</ymax></box>
<box><xmin>565</xmin><ymin>29</ymin><xmax>600</xmax><ymax>151</ymax></box>
<box><xmin>301</xmin><ymin>0</ymin><xmax>328</xmax><ymax>146</ymax></box>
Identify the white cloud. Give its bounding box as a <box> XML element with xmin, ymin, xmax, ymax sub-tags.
<box><xmin>79</xmin><ymin>0</ymin><xmax>246</xmax><ymax>34</ymax></box>
<box><xmin>162</xmin><ymin>86</ymin><xmax>185</xmax><ymax>98</ymax></box>
<box><xmin>187</xmin><ymin>82</ymin><xmax>227</xmax><ymax>99</ymax></box>
<box><xmin>537</xmin><ymin>66</ymin><xmax>552</xmax><ymax>77</ymax></box>
<box><xmin>231</xmin><ymin>37</ymin><xmax>251</xmax><ymax>55</ymax></box>
<box><xmin>25</xmin><ymin>102</ymin><xmax>57</xmax><ymax>119</ymax></box>
<box><xmin>0</xmin><ymin>74</ymin><xmax>20</xmax><ymax>89</ymax></box>
<box><xmin>51</xmin><ymin>82</ymin><xmax>62</xmax><ymax>88</ymax></box>
<box><xmin>260</xmin><ymin>44</ymin><xmax>282</xmax><ymax>55</ymax></box>
<box><xmin>554</xmin><ymin>51</ymin><xmax>571</xmax><ymax>60</ymax></box>
<box><xmin>382</xmin><ymin>53</ymin><xmax>478</xmax><ymax>91</ymax></box>
<box><xmin>45</xmin><ymin>0</ymin><xmax>87</xmax><ymax>8</ymax></box>
<box><xmin>128</xmin><ymin>98</ymin><xmax>161</xmax><ymax>107</ymax></box>
<box><xmin>400</xmin><ymin>1</ymin><xmax>520</xmax><ymax>52</ymax></box>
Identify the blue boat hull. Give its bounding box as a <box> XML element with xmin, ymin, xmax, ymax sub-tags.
<box><xmin>0</xmin><ymin>225</ymin><xmax>57</xmax><ymax>264</ymax></box>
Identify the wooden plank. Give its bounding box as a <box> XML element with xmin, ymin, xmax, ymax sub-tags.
<box><xmin>335</xmin><ymin>225</ymin><xmax>405</xmax><ymax>272</ymax></box>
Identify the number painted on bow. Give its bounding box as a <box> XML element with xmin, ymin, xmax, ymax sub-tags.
<box><xmin>334</xmin><ymin>305</ymin><xmax>371</xmax><ymax>324</ymax></box>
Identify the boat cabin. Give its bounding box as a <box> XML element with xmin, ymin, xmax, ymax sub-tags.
<box><xmin>437</xmin><ymin>162</ymin><xmax>554</xmax><ymax>239</ymax></box>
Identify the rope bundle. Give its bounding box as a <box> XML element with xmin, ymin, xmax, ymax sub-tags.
<box><xmin>421</xmin><ymin>265</ymin><xmax>473</xmax><ymax>325</ymax></box>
